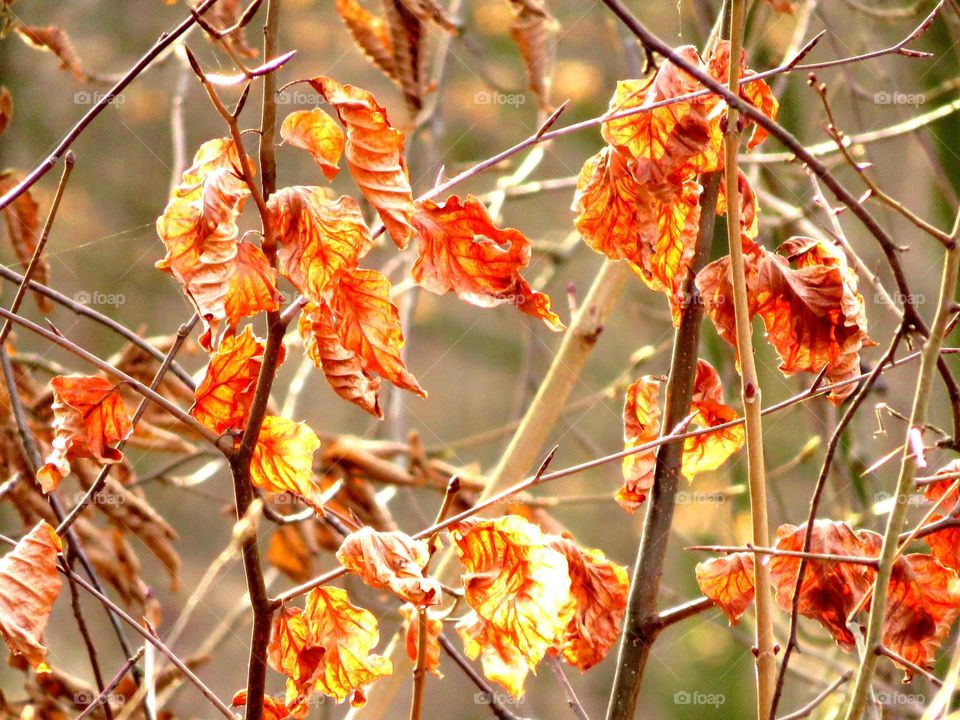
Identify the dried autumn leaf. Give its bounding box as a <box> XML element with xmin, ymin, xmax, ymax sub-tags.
<box><xmin>38</xmin><ymin>376</ymin><xmax>132</xmax><ymax>493</ymax></box>
<box><xmin>232</xmin><ymin>690</ymin><xmax>305</xmax><ymax>720</ymax></box>
<box><xmin>769</xmin><ymin>520</ymin><xmax>880</xmax><ymax>651</ymax></box>
<box><xmin>706</xmin><ymin>41</ymin><xmax>779</xmax><ymax>150</ymax></box>
<box><xmin>308</xmin><ymin>77</ymin><xmax>415</xmax><ymax>248</ymax></box>
<box><xmin>694</xmin><ymin>241</ymin><xmax>762</xmax><ymax>350</ymax></box>
<box><xmin>281</xmin><ymin>109</ymin><xmax>346</xmax><ymax>181</ymax></box>
<box><xmin>458</xmin><ymin>611</ymin><xmax>530</xmax><ymax>697</ymax></box>
<box><xmin>156</xmin><ymin>138</ymin><xmax>252</xmax><ymax>349</ymax></box>
<box><xmin>299</xmin><ymin>300</ymin><xmax>382</xmax><ymax>418</ymax></box>
<box><xmin>268</xmin><ymin>586</ymin><xmax>392</xmax><ymax>706</ymax></box>
<box><xmin>191</xmin><ymin>326</ymin><xmax>269</xmax><ymax>435</ymax></box>
<box><xmin>16</xmin><ymin>26</ymin><xmax>87</xmax><ymax>80</ymax></box>
<box><xmin>400</xmin><ymin>603</ymin><xmax>442</xmax><ymax>677</ymax></box>
<box><xmin>922</xmin><ymin>521</ymin><xmax>960</xmax><ymax>574</ymax></box>
<box><xmin>601</xmin><ymin>47</ymin><xmax>719</xmax><ymax>186</ymax></box>
<box><xmin>695</xmin><ymin>552</ymin><xmax>755</xmax><ymax>625</ymax></box>
<box><xmin>336</xmin><ymin>526</ymin><xmax>441</xmax><ymax>605</ymax></box>
<box><xmin>507</xmin><ymin>0</ymin><xmax>559</xmax><ymax>111</ymax></box>
<box><xmin>451</xmin><ymin>516</ymin><xmax>574</xmax><ymax>669</ymax></box>
<box><xmin>381</xmin><ymin>1</ymin><xmax>456</xmax><ymax>112</ymax></box>
<box><xmin>411</xmin><ymin>194</ymin><xmax>563</xmax><ymax>330</ymax></box>
<box><xmin>268</xmin><ymin>186</ymin><xmax>372</xmax><ymax>299</ymax></box>
<box><xmin>225</xmin><ymin>241</ymin><xmax>281</xmax><ymax>326</ymax></box>
<box><xmin>0</xmin><ymin>521</ymin><xmax>62</xmax><ymax>671</ymax></box>
<box><xmin>572</xmin><ymin>147</ymin><xmax>644</xmax><ymax>260</ymax></box>
<box><xmin>756</xmin><ymin>238</ymin><xmax>872</xmax><ymax>404</ymax></box>
<box><xmin>0</xmin><ymin>86</ymin><xmax>11</xmax><ymax>135</ymax></box>
<box><xmin>250</xmin><ymin>416</ymin><xmax>323</xmax><ymax>511</ymax></box>
<box><xmin>883</xmin><ymin>554</ymin><xmax>960</xmax><ymax>679</ymax></box>
<box><xmin>334</xmin><ymin>0</ymin><xmax>396</xmax><ymax>80</ymax></box>
<box><xmin>548</xmin><ymin>536</ymin><xmax>629</xmax><ymax>670</ymax></box>
<box><xmin>331</xmin><ymin>268</ymin><xmax>425</xmax><ymax>397</ymax></box>
<box><xmin>0</xmin><ymin>173</ymin><xmax>52</xmax><ymax>313</ymax></box>
<box><xmin>681</xmin><ymin>359</ymin><xmax>744</xmax><ymax>479</ymax></box>
<box><xmin>617</xmin><ymin>376</ymin><xmax>661</xmax><ymax>512</ymax></box>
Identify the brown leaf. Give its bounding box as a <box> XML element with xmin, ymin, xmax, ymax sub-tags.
<box><xmin>308</xmin><ymin>77</ymin><xmax>415</xmax><ymax>248</ymax></box>
<box><xmin>334</xmin><ymin>0</ymin><xmax>397</xmax><ymax>80</ymax></box>
<box><xmin>38</xmin><ymin>376</ymin><xmax>132</xmax><ymax>493</ymax></box>
<box><xmin>769</xmin><ymin>520</ymin><xmax>880</xmax><ymax>651</ymax></box>
<box><xmin>617</xmin><ymin>376</ymin><xmax>661</xmax><ymax>512</ymax></box>
<box><xmin>299</xmin><ymin>300</ymin><xmax>382</xmax><ymax>418</ymax></box>
<box><xmin>0</xmin><ymin>521</ymin><xmax>62</xmax><ymax>671</ymax></box>
<box><xmin>16</xmin><ymin>26</ymin><xmax>87</xmax><ymax>81</ymax></box>
<box><xmin>0</xmin><ymin>173</ymin><xmax>52</xmax><ymax>313</ymax></box>
<box><xmin>883</xmin><ymin>554</ymin><xmax>960</xmax><ymax>679</ymax></box>
<box><xmin>695</xmin><ymin>552</ymin><xmax>754</xmax><ymax>625</ymax></box>
<box><xmin>337</xmin><ymin>526</ymin><xmax>441</xmax><ymax>605</ymax></box>
<box><xmin>507</xmin><ymin>0</ymin><xmax>559</xmax><ymax>112</ymax></box>
<box><xmin>411</xmin><ymin>194</ymin><xmax>563</xmax><ymax>330</ymax></box>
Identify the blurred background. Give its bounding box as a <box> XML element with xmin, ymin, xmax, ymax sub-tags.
<box><xmin>2</xmin><ymin>0</ymin><xmax>960</xmax><ymax>717</ymax></box>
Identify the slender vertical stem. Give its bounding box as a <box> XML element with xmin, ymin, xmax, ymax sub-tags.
<box><xmin>604</xmin><ymin>172</ymin><xmax>721</xmax><ymax>720</ymax></box>
<box><xmin>843</xmin><ymin>234</ymin><xmax>960</xmax><ymax>720</ymax></box>
<box><xmin>723</xmin><ymin>3</ymin><xmax>776</xmax><ymax>717</ymax></box>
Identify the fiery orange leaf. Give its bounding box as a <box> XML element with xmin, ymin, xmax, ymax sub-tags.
<box><xmin>281</xmin><ymin>108</ymin><xmax>346</xmax><ymax>181</ymax></box>
<box><xmin>617</xmin><ymin>377</ymin><xmax>662</xmax><ymax>512</ymax></box>
<box><xmin>250</xmin><ymin>416</ymin><xmax>323</xmax><ymax>511</ymax></box>
<box><xmin>682</xmin><ymin>359</ymin><xmax>745</xmax><ymax>479</ymax></box>
<box><xmin>457</xmin><ymin>611</ymin><xmax>530</xmax><ymax>698</ymax></box>
<box><xmin>695</xmin><ymin>552</ymin><xmax>755</xmax><ymax>625</ymax></box>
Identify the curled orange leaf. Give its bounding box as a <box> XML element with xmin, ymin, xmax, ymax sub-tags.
<box><xmin>334</xmin><ymin>0</ymin><xmax>396</xmax><ymax>80</ymax></box>
<box><xmin>617</xmin><ymin>376</ymin><xmax>662</xmax><ymax>512</ymax></box>
<box><xmin>411</xmin><ymin>194</ymin><xmax>563</xmax><ymax>331</ymax></box>
<box><xmin>331</xmin><ymin>268</ymin><xmax>425</xmax><ymax>397</ymax></box>
<box><xmin>681</xmin><ymin>359</ymin><xmax>744</xmax><ymax>480</ymax></box>
<box><xmin>695</xmin><ymin>552</ymin><xmax>755</xmax><ymax>625</ymax></box>
<box><xmin>400</xmin><ymin>603</ymin><xmax>443</xmax><ymax>677</ymax></box>
<box><xmin>269</xmin><ymin>186</ymin><xmax>373</xmax><ymax>300</ymax></box>
<box><xmin>451</xmin><ymin>516</ymin><xmax>574</xmax><ymax>670</ymax></box>
<box><xmin>336</xmin><ymin>527</ymin><xmax>441</xmax><ymax>605</ymax></box>
<box><xmin>38</xmin><ymin>376</ymin><xmax>132</xmax><ymax>493</ymax></box>
<box><xmin>756</xmin><ymin>238</ymin><xmax>872</xmax><ymax>404</ymax></box>
<box><xmin>281</xmin><ymin>108</ymin><xmax>346</xmax><ymax>181</ymax></box>
<box><xmin>268</xmin><ymin>586</ymin><xmax>392</xmax><ymax>706</ymax></box>
<box><xmin>250</xmin><ymin>416</ymin><xmax>323</xmax><ymax>511</ymax></box>
<box><xmin>0</xmin><ymin>522</ymin><xmax>62</xmax><ymax>672</ymax></box>
<box><xmin>225</xmin><ymin>241</ymin><xmax>281</xmax><ymax>326</ymax></box>
<box><xmin>548</xmin><ymin>536</ymin><xmax>629</xmax><ymax>670</ymax></box>
<box><xmin>156</xmin><ymin>138</ymin><xmax>252</xmax><ymax>349</ymax></box>
<box><xmin>308</xmin><ymin>76</ymin><xmax>415</xmax><ymax>249</ymax></box>
<box><xmin>299</xmin><ymin>300</ymin><xmax>382</xmax><ymax>418</ymax></box>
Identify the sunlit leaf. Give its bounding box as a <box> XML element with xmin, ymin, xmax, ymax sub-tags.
<box><xmin>451</xmin><ymin>516</ymin><xmax>574</xmax><ymax>670</ymax></box>
<box><xmin>617</xmin><ymin>376</ymin><xmax>661</xmax><ymax>512</ymax></box>
<box><xmin>411</xmin><ymin>194</ymin><xmax>563</xmax><ymax>330</ymax></box>
<box><xmin>38</xmin><ymin>375</ymin><xmax>132</xmax><ymax>493</ymax></box>
<box><xmin>281</xmin><ymin>109</ymin><xmax>346</xmax><ymax>181</ymax></box>
<box><xmin>308</xmin><ymin>76</ymin><xmax>415</xmax><ymax>248</ymax></box>
<box><xmin>336</xmin><ymin>527</ymin><xmax>441</xmax><ymax>605</ymax></box>
<box><xmin>457</xmin><ymin>611</ymin><xmax>530</xmax><ymax>698</ymax></box>
<box><xmin>225</xmin><ymin>241</ymin><xmax>281</xmax><ymax>327</ymax></box>
<box><xmin>0</xmin><ymin>521</ymin><xmax>62</xmax><ymax>672</ymax></box>
<box><xmin>681</xmin><ymin>359</ymin><xmax>744</xmax><ymax>479</ymax></box>
<box><xmin>695</xmin><ymin>552</ymin><xmax>754</xmax><ymax>625</ymax></box>
<box><xmin>250</xmin><ymin>416</ymin><xmax>323</xmax><ymax>511</ymax></box>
